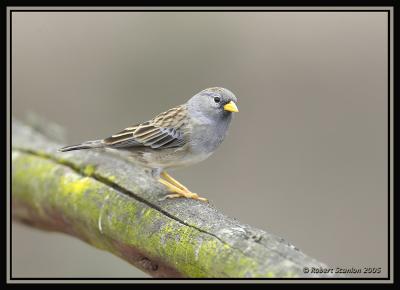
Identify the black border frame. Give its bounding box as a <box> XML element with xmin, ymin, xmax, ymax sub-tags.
<box><xmin>7</xmin><ymin>7</ymin><xmax>393</xmax><ymax>282</ymax></box>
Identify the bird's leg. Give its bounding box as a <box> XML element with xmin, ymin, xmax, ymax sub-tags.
<box><xmin>158</xmin><ymin>171</ymin><xmax>208</xmax><ymax>202</ymax></box>
<box><xmin>158</xmin><ymin>178</ymin><xmax>200</xmax><ymax>200</ymax></box>
<box><xmin>158</xmin><ymin>178</ymin><xmax>189</xmax><ymax>196</ymax></box>
<box><xmin>161</xmin><ymin>171</ymin><xmax>189</xmax><ymax>191</ymax></box>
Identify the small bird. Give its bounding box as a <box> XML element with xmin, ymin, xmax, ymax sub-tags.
<box><xmin>59</xmin><ymin>87</ymin><xmax>239</xmax><ymax>202</ymax></box>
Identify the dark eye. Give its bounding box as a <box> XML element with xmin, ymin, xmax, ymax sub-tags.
<box><xmin>214</xmin><ymin>96</ymin><xmax>221</xmax><ymax>103</ymax></box>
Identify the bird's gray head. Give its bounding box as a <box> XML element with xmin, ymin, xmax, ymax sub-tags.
<box><xmin>187</xmin><ymin>87</ymin><xmax>239</xmax><ymax>121</ymax></box>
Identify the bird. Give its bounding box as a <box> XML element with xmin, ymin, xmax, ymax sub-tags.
<box><xmin>59</xmin><ymin>87</ymin><xmax>239</xmax><ymax>202</ymax></box>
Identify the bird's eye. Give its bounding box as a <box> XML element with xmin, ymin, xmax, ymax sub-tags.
<box><xmin>214</xmin><ymin>96</ymin><xmax>221</xmax><ymax>103</ymax></box>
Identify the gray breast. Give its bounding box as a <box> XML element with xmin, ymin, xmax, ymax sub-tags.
<box><xmin>189</xmin><ymin>114</ymin><xmax>232</xmax><ymax>154</ymax></box>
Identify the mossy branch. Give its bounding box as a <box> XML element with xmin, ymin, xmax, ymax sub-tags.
<box><xmin>12</xmin><ymin>119</ymin><xmax>335</xmax><ymax>278</ymax></box>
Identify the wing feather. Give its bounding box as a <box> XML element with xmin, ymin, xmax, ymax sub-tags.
<box><xmin>102</xmin><ymin>104</ymin><xmax>188</xmax><ymax>150</ymax></box>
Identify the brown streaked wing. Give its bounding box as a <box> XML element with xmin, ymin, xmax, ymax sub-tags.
<box><xmin>102</xmin><ymin>104</ymin><xmax>188</xmax><ymax>149</ymax></box>
<box><xmin>152</xmin><ymin>105</ymin><xmax>187</xmax><ymax>128</ymax></box>
<box><xmin>102</xmin><ymin>126</ymin><xmax>138</xmax><ymax>144</ymax></box>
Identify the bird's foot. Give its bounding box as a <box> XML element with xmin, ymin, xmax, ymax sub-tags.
<box><xmin>158</xmin><ymin>172</ymin><xmax>208</xmax><ymax>202</ymax></box>
<box><xmin>159</xmin><ymin>192</ymin><xmax>208</xmax><ymax>202</ymax></box>
<box><xmin>160</xmin><ymin>171</ymin><xmax>190</xmax><ymax>192</ymax></box>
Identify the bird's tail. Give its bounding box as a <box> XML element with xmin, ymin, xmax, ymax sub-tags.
<box><xmin>58</xmin><ymin>139</ymin><xmax>104</xmax><ymax>152</ymax></box>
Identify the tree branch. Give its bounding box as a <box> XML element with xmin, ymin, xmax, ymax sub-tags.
<box><xmin>12</xmin><ymin>119</ymin><xmax>335</xmax><ymax>278</ymax></box>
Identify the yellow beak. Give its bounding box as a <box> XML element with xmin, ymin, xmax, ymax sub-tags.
<box><xmin>223</xmin><ymin>101</ymin><xmax>239</xmax><ymax>113</ymax></box>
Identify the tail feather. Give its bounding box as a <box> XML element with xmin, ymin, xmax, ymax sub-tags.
<box><xmin>58</xmin><ymin>140</ymin><xmax>104</xmax><ymax>152</ymax></box>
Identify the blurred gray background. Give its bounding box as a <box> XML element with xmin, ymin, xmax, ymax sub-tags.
<box><xmin>11</xmin><ymin>11</ymin><xmax>388</xmax><ymax>278</ymax></box>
